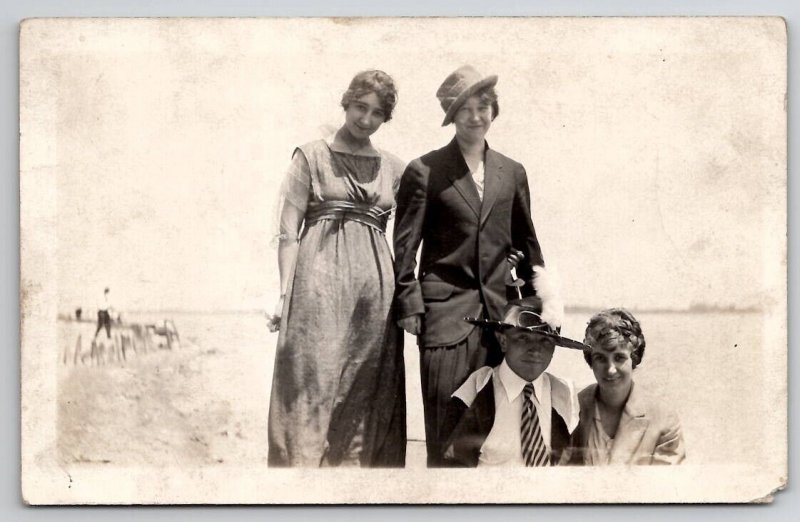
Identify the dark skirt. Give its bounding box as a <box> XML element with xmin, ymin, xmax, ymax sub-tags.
<box><xmin>419</xmin><ymin>324</ymin><xmax>502</xmax><ymax>467</ymax></box>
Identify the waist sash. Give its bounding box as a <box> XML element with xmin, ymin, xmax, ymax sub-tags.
<box><xmin>305</xmin><ymin>201</ymin><xmax>390</xmax><ymax>233</ymax></box>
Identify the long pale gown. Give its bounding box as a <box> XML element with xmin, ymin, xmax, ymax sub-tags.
<box><xmin>267</xmin><ymin>136</ymin><xmax>406</xmax><ymax>467</ymax></box>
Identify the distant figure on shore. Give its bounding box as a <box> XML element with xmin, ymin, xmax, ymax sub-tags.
<box><xmin>94</xmin><ymin>287</ymin><xmax>113</xmax><ymax>340</ymax></box>
<box><xmin>75</xmin><ymin>307</ymin><xmax>82</xmax><ymax>321</ymax></box>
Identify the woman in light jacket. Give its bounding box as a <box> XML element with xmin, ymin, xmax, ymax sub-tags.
<box><xmin>569</xmin><ymin>308</ymin><xmax>685</xmax><ymax>465</ymax></box>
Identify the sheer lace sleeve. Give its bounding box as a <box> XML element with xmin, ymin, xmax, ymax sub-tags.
<box><xmin>275</xmin><ymin>149</ymin><xmax>312</xmax><ymax>243</ymax></box>
<box><xmin>383</xmin><ymin>150</ymin><xmax>407</xmax><ymax>198</ymax></box>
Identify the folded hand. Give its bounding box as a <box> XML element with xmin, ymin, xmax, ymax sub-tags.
<box><xmin>397</xmin><ymin>314</ymin><xmax>422</xmax><ymax>335</ymax></box>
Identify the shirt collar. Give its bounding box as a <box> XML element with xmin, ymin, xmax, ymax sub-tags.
<box><xmin>496</xmin><ymin>360</ymin><xmax>580</xmax><ymax>433</ymax></box>
<box><xmin>451</xmin><ymin>366</ymin><xmax>493</xmax><ymax>406</ymax></box>
<box><xmin>496</xmin><ymin>360</ymin><xmax>546</xmax><ymax>403</ymax></box>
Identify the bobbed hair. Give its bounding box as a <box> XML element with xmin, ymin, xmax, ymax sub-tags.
<box><xmin>582</xmin><ymin>308</ymin><xmax>646</xmax><ymax>369</ymax></box>
<box><xmin>475</xmin><ymin>85</ymin><xmax>500</xmax><ymax>121</ymax></box>
<box><xmin>340</xmin><ymin>70</ymin><xmax>398</xmax><ymax>122</ymax></box>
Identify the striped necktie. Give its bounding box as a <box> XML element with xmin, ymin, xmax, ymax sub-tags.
<box><xmin>521</xmin><ymin>382</ymin><xmax>550</xmax><ymax>466</ymax></box>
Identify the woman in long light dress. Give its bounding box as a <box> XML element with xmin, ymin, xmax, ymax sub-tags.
<box><xmin>267</xmin><ymin>70</ymin><xmax>406</xmax><ymax>467</ymax></box>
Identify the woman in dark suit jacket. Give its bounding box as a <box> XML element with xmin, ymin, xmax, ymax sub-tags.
<box><xmin>568</xmin><ymin>309</ymin><xmax>686</xmax><ymax>465</ymax></box>
<box><xmin>393</xmin><ymin>65</ymin><xmax>546</xmax><ymax>466</ymax></box>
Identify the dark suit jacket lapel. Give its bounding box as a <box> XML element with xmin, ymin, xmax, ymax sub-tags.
<box><xmin>479</xmin><ymin>146</ymin><xmax>504</xmax><ymax>228</ymax></box>
<box><xmin>443</xmin><ymin>138</ymin><xmax>481</xmax><ymax>221</ymax></box>
<box><xmin>609</xmin><ymin>383</ymin><xmax>649</xmax><ymax>465</ymax></box>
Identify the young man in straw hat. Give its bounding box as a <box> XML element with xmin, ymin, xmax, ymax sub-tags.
<box><xmin>440</xmin><ymin>286</ymin><xmax>585</xmax><ymax>467</ymax></box>
<box><xmin>393</xmin><ymin>65</ymin><xmax>546</xmax><ymax>466</ymax></box>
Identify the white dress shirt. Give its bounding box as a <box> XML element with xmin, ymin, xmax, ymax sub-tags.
<box><xmin>97</xmin><ymin>293</ymin><xmax>112</xmax><ymax>312</ymax></box>
<box><xmin>471</xmin><ymin>161</ymin><xmax>485</xmax><ymax>200</ymax></box>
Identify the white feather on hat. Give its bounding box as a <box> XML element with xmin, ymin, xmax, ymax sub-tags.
<box><xmin>533</xmin><ymin>265</ymin><xmax>564</xmax><ymax>329</ymax></box>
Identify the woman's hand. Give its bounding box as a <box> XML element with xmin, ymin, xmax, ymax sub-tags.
<box><xmin>267</xmin><ymin>295</ymin><xmax>285</xmax><ymax>333</ymax></box>
<box><xmin>397</xmin><ymin>314</ymin><xmax>422</xmax><ymax>335</ymax></box>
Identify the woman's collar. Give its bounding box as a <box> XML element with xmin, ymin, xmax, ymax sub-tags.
<box><xmin>327</xmin><ymin>128</ymin><xmax>381</xmax><ymax>157</ymax></box>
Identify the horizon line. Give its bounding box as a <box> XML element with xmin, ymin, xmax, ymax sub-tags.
<box><xmin>63</xmin><ymin>304</ymin><xmax>763</xmax><ymax>316</ymax></box>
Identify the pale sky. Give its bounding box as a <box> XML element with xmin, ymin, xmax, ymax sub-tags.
<box><xmin>22</xmin><ymin>18</ymin><xmax>784</xmax><ymax>313</ymax></box>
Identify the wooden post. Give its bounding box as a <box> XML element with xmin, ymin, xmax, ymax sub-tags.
<box><xmin>73</xmin><ymin>334</ymin><xmax>82</xmax><ymax>365</ymax></box>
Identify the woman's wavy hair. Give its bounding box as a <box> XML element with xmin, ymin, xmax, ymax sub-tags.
<box><xmin>473</xmin><ymin>85</ymin><xmax>500</xmax><ymax>121</ymax></box>
<box><xmin>340</xmin><ymin>70</ymin><xmax>398</xmax><ymax>122</ymax></box>
<box><xmin>582</xmin><ymin>308</ymin><xmax>646</xmax><ymax>369</ymax></box>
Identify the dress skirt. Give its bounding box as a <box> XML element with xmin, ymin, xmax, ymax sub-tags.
<box><xmin>267</xmin><ymin>139</ymin><xmax>407</xmax><ymax>467</ymax></box>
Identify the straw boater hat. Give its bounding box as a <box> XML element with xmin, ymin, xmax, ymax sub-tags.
<box><xmin>436</xmin><ymin>65</ymin><xmax>498</xmax><ymax>126</ymax></box>
<box><xmin>465</xmin><ymin>267</ymin><xmax>587</xmax><ymax>350</ymax></box>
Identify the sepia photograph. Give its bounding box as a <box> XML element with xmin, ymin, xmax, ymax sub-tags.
<box><xmin>19</xmin><ymin>16</ymin><xmax>787</xmax><ymax>504</ymax></box>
